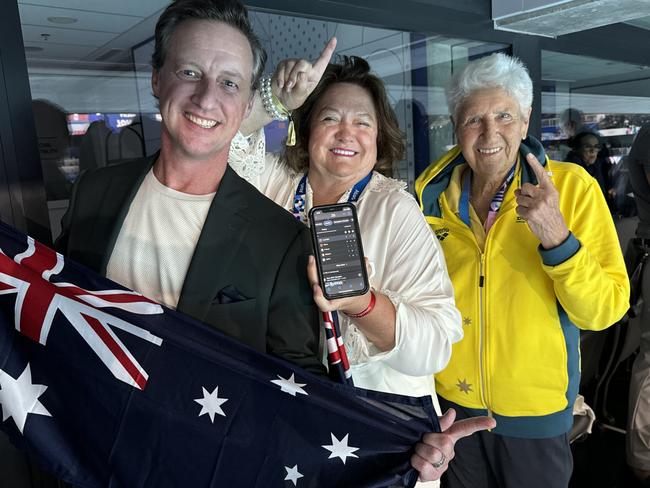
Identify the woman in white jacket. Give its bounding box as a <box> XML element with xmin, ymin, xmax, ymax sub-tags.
<box><xmin>230</xmin><ymin>42</ymin><xmax>492</xmax><ymax>484</ymax></box>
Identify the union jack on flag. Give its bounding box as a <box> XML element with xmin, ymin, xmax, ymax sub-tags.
<box><xmin>0</xmin><ymin>236</ymin><xmax>163</xmax><ymax>390</ymax></box>
<box><xmin>0</xmin><ymin>222</ymin><xmax>438</xmax><ymax>487</ymax></box>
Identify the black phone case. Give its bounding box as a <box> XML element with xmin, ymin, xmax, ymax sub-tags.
<box><xmin>308</xmin><ymin>203</ymin><xmax>370</xmax><ymax>301</ymax></box>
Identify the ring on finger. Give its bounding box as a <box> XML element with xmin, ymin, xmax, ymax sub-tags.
<box><xmin>432</xmin><ymin>450</ymin><xmax>446</xmax><ymax>469</ymax></box>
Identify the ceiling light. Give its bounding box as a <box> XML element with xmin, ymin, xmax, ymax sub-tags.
<box><xmin>47</xmin><ymin>16</ymin><xmax>77</xmax><ymax>25</ymax></box>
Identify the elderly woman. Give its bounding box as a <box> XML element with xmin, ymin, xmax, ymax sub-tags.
<box><xmin>415</xmin><ymin>53</ymin><xmax>630</xmax><ymax>487</ymax></box>
<box><xmin>230</xmin><ymin>45</ymin><xmax>496</xmax><ymax>484</ymax></box>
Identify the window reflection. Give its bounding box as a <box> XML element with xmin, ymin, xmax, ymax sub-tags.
<box><xmin>20</xmin><ymin>3</ymin><xmax>508</xmax><ymax>240</ymax></box>
<box><xmin>542</xmin><ymin>50</ymin><xmax>650</xmax><ymax>217</ymax></box>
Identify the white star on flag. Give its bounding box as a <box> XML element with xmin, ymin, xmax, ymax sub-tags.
<box><xmin>194</xmin><ymin>386</ymin><xmax>228</xmax><ymax>422</ymax></box>
<box><xmin>284</xmin><ymin>464</ymin><xmax>303</xmax><ymax>486</ymax></box>
<box><xmin>322</xmin><ymin>433</ymin><xmax>359</xmax><ymax>464</ymax></box>
<box><xmin>0</xmin><ymin>363</ymin><xmax>51</xmax><ymax>434</ymax></box>
<box><xmin>270</xmin><ymin>373</ymin><xmax>307</xmax><ymax>396</ymax></box>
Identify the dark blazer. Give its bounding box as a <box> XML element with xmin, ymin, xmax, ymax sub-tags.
<box><xmin>56</xmin><ymin>155</ymin><xmax>324</xmax><ymax>374</ymax></box>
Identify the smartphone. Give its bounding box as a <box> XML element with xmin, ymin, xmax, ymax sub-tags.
<box><xmin>309</xmin><ymin>203</ymin><xmax>369</xmax><ymax>301</ymax></box>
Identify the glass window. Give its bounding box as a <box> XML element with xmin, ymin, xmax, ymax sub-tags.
<box><xmin>19</xmin><ymin>2</ymin><xmax>507</xmax><ymax>240</ymax></box>
<box><xmin>134</xmin><ymin>12</ymin><xmax>508</xmax><ymax>187</ymax></box>
<box><xmin>18</xmin><ymin>1</ymin><xmax>168</xmax><ymax>240</ymax></box>
<box><xmin>542</xmin><ymin>50</ymin><xmax>650</xmax><ymax>216</ymax></box>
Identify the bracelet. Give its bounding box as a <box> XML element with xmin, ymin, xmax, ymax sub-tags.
<box><xmin>260</xmin><ymin>75</ymin><xmax>296</xmax><ymax>146</ymax></box>
<box><xmin>260</xmin><ymin>75</ymin><xmax>289</xmax><ymax>121</ymax></box>
<box><xmin>344</xmin><ymin>291</ymin><xmax>376</xmax><ymax>318</ymax></box>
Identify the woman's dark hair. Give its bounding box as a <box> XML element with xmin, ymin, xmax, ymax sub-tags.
<box><xmin>285</xmin><ymin>56</ymin><xmax>405</xmax><ymax>175</ymax></box>
<box><xmin>151</xmin><ymin>0</ymin><xmax>266</xmax><ymax>90</ymax></box>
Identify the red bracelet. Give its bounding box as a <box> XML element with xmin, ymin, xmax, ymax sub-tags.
<box><xmin>344</xmin><ymin>291</ymin><xmax>376</xmax><ymax>318</ymax></box>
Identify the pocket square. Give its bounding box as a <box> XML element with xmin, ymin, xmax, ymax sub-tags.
<box><xmin>214</xmin><ymin>285</ymin><xmax>250</xmax><ymax>304</ymax></box>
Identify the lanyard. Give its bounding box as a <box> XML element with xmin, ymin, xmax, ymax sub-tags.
<box><xmin>291</xmin><ymin>171</ymin><xmax>373</xmax><ymax>387</ymax></box>
<box><xmin>459</xmin><ymin>164</ymin><xmax>516</xmax><ymax>229</ymax></box>
<box><xmin>292</xmin><ymin>171</ymin><xmax>373</xmax><ymax>223</ymax></box>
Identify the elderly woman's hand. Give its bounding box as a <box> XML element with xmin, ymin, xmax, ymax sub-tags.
<box><xmin>514</xmin><ymin>153</ymin><xmax>570</xmax><ymax>249</ymax></box>
<box><xmin>272</xmin><ymin>37</ymin><xmax>337</xmax><ymax>111</ymax></box>
<box><xmin>411</xmin><ymin>409</ymin><xmax>497</xmax><ymax>482</ymax></box>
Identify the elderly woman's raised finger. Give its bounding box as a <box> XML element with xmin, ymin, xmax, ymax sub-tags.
<box><xmin>517</xmin><ymin>183</ymin><xmax>539</xmax><ymax>198</ymax></box>
<box><xmin>515</xmin><ymin>192</ymin><xmax>535</xmax><ymax>209</ymax></box>
<box><xmin>525</xmin><ymin>153</ymin><xmax>552</xmax><ymax>188</ymax></box>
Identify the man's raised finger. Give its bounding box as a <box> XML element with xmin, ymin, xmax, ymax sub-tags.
<box><xmin>439</xmin><ymin>408</ymin><xmax>456</xmax><ymax>432</ymax></box>
<box><xmin>447</xmin><ymin>416</ymin><xmax>496</xmax><ymax>442</ymax></box>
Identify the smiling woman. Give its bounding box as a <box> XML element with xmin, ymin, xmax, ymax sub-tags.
<box><xmin>415</xmin><ymin>52</ymin><xmax>629</xmax><ymax>488</ymax></box>
<box><xmin>229</xmin><ymin>53</ymin><xmax>466</xmax><ymax>485</ymax></box>
<box><xmin>454</xmin><ymin>86</ymin><xmax>531</xmax><ymax>217</ymax></box>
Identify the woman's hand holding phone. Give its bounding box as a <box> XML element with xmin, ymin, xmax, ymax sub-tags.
<box><xmin>307</xmin><ymin>256</ymin><xmax>396</xmax><ymax>351</ymax></box>
<box><xmin>306</xmin><ymin>255</ymin><xmax>372</xmax><ymax>314</ymax></box>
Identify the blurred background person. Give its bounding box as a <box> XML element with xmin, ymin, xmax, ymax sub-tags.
<box><xmin>31</xmin><ymin>99</ymin><xmax>74</xmax><ymax>200</ymax></box>
<box><xmin>565</xmin><ymin>130</ymin><xmax>611</xmax><ymax>198</ymax></box>
<box><xmin>561</xmin><ymin>107</ymin><xmax>590</xmax><ymax>140</ymax></box>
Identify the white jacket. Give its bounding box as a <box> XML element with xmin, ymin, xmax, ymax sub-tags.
<box><xmin>229</xmin><ymin>130</ymin><xmax>463</xmax><ymax>414</ymax></box>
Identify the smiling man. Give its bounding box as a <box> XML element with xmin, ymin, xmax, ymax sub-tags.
<box><xmin>56</xmin><ymin>0</ymin><xmax>323</xmax><ymax>374</ymax></box>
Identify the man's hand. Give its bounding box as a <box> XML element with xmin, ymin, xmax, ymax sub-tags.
<box><xmin>272</xmin><ymin>37</ymin><xmax>337</xmax><ymax>110</ymax></box>
<box><xmin>514</xmin><ymin>153</ymin><xmax>570</xmax><ymax>249</ymax></box>
<box><xmin>411</xmin><ymin>409</ymin><xmax>497</xmax><ymax>481</ymax></box>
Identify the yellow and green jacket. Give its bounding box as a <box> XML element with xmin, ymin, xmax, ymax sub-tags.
<box><xmin>415</xmin><ymin>136</ymin><xmax>629</xmax><ymax>438</ymax></box>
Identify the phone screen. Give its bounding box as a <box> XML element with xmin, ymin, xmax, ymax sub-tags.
<box><xmin>310</xmin><ymin>204</ymin><xmax>369</xmax><ymax>300</ymax></box>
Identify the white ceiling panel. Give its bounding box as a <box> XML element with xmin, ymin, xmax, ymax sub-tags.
<box><xmin>17</xmin><ymin>0</ymin><xmax>169</xmax><ymax>18</ymax></box>
<box><xmin>21</xmin><ymin>24</ymin><xmax>116</xmax><ymax>47</ymax></box>
<box><xmin>24</xmin><ymin>42</ymin><xmax>97</xmax><ymax>60</ymax></box>
<box><xmin>542</xmin><ymin>51</ymin><xmax>650</xmax><ymax>83</ymax></box>
<box><xmin>19</xmin><ymin>4</ymin><xmax>143</xmax><ymax>34</ymax></box>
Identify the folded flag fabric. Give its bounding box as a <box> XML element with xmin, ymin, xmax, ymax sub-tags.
<box><xmin>322</xmin><ymin>310</ymin><xmax>354</xmax><ymax>386</ymax></box>
<box><xmin>0</xmin><ymin>221</ymin><xmax>438</xmax><ymax>487</ymax></box>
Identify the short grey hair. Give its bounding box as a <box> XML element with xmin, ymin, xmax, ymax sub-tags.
<box><xmin>446</xmin><ymin>52</ymin><xmax>533</xmax><ymax>121</ymax></box>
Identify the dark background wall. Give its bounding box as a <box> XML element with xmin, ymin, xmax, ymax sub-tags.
<box><xmin>1</xmin><ymin>0</ymin><xmax>50</xmax><ymax>244</ymax></box>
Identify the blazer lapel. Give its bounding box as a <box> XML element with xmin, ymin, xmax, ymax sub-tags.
<box><xmin>176</xmin><ymin>166</ymin><xmax>252</xmax><ymax>321</ymax></box>
<box><xmin>97</xmin><ymin>155</ymin><xmax>156</xmax><ymax>274</ymax></box>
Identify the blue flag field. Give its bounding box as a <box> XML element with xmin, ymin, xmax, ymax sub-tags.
<box><xmin>0</xmin><ymin>221</ymin><xmax>438</xmax><ymax>487</ymax></box>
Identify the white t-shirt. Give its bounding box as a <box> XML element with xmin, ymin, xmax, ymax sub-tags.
<box><xmin>106</xmin><ymin>169</ymin><xmax>214</xmax><ymax>308</ymax></box>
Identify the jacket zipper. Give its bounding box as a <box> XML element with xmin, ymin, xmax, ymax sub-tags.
<box><xmin>478</xmin><ymin>253</ymin><xmax>492</xmax><ymax>418</ymax></box>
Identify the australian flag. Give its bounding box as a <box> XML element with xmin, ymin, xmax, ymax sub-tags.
<box><xmin>0</xmin><ymin>221</ymin><xmax>439</xmax><ymax>487</ymax></box>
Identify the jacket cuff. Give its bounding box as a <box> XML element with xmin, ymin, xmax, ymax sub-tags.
<box><xmin>538</xmin><ymin>232</ymin><xmax>581</xmax><ymax>266</ymax></box>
